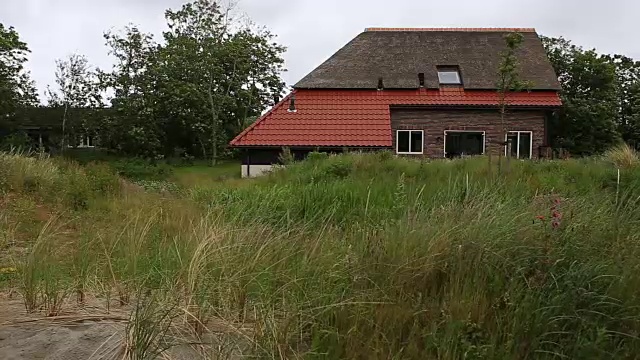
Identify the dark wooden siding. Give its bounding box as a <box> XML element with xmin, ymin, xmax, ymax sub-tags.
<box><xmin>391</xmin><ymin>108</ymin><xmax>547</xmax><ymax>158</ymax></box>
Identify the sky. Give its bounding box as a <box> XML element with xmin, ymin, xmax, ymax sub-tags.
<box><xmin>2</xmin><ymin>0</ymin><xmax>637</xmax><ymax>100</ymax></box>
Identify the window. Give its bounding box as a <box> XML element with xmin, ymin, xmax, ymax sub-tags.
<box><xmin>506</xmin><ymin>131</ymin><xmax>532</xmax><ymax>159</ymax></box>
<box><xmin>71</xmin><ymin>135</ymin><xmax>95</xmax><ymax>148</ymax></box>
<box><xmin>437</xmin><ymin>67</ymin><xmax>462</xmax><ymax>85</ymax></box>
<box><xmin>396</xmin><ymin>130</ymin><xmax>423</xmax><ymax>154</ymax></box>
<box><xmin>444</xmin><ymin>131</ymin><xmax>485</xmax><ymax>158</ymax></box>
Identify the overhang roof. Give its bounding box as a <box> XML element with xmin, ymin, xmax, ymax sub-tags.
<box><xmin>229</xmin><ymin>88</ymin><xmax>562</xmax><ymax>147</ymax></box>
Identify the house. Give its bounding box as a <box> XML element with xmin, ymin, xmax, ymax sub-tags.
<box><xmin>229</xmin><ymin>27</ymin><xmax>562</xmax><ymax>177</ymax></box>
<box><xmin>1</xmin><ymin>106</ymin><xmax>104</xmax><ymax>151</ymax></box>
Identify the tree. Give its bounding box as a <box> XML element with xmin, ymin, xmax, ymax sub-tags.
<box><xmin>542</xmin><ymin>36</ymin><xmax>621</xmax><ymax>155</ymax></box>
<box><xmin>624</xmin><ymin>81</ymin><xmax>640</xmax><ymax>148</ymax></box>
<box><xmin>46</xmin><ymin>53</ymin><xmax>102</xmax><ymax>151</ymax></box>
<box><xmin>496</xmin><ymin>32</ymin><xmax>530</xmax><ymax>171</ymax></box>
<box><xmin>606</xmin><ymin>54</ymin><xmax>640</xmax><ymax>148</ymax></box>
<box><xmin>100</xmin><ymin>26</ymin><xmax>164</xmax><ymax>157</ymax></box>
<box><xmin>160</xmin><ymin>0</ymin><xmax>285</xmax><ymax>163</ymax></box>
<box><xmin>99</xmin><ymin>1</ymin><xmax>286</xmax><ymax>161</ymax></box>
<box><xmin>0</xmin><ymin>23</ymin><xmax>38</xmax><ymax>128</ymax></box>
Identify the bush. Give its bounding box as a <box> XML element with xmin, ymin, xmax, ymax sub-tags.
<box><xmin>307</xmin><ymin>151</ymin><xmax>329</xmax><ymax>163</ymax></box>
<box><xmin>0</xmin><ymin>132</ymin><xmax>34</xmax><ymax>151</ymax></box>
<box><xmin>85</xmin><ymin>162</ymin><xmax>121</xmax><ymax>195</ymax></box>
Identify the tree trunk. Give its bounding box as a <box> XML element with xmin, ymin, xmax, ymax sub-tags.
<box><xmin>60</xmin><ymin>103</ymin><xmax>69</xmax><ymax>155</ymax></box>
<box><xmin>208</xmin><ymin>72</ymin><xmax>218</xmax><ymax>166</ymax></box>
<box><xmin>198</xmin><ymin>136</ymin><xmax>207</xmax><ymax>160</ymax></box>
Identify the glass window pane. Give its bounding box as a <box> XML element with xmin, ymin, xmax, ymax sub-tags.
<box><xmin>438</xmin><ymin>70</ymin><xmax>461</xmax><ymax>84</ymax></box>
<box><xmin>410</xmin><ymin>131</ymin><xmax>423</xmax><ymax>153</ymax></box>
<box><xmin>519</xmin><ymin>132</ymin><xmax>532</xmax><ymax>159</ymax></box>
<box><xmin>508</xmin><ymin>133</ymin><xmax>518</xmax><ymax>157</ymax></box>
<box><xmin>397</xmin><ymin>131</ymin><xmax>410</xmax><ymax>153</ymax></box>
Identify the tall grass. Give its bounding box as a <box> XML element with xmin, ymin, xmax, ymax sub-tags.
<box><xmin>2</xmin><ymin>150</ymin><xmax>640</xmax><ymax>358</ymax></box>
<box><xmin>604</xmin><ymin>143</ymin><xmax>640</xmax><ymax>169</ymax></box>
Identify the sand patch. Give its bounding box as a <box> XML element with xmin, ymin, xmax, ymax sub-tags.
<box><xmin>0</xmin><ymin>294</ymin><xmax>250</xmax><ymax>359</ymax></box>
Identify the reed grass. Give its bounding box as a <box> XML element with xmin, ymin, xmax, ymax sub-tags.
<box><xmin>2</xmin><ymin>150</ymin><xmax>640</xmax><ymax>358</ymax></box>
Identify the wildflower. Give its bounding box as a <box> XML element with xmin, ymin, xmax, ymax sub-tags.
<box><xmin>536</xmin><ymin>215</ymin><xmax>546</xmax><ymax>221</ymax></box>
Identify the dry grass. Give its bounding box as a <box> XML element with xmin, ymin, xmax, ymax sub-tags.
<box><xmin>3</xmin><ymin>151</ymin><xmax>640</xmax><ymax>359</ymax></box>
<box><xmin>604</xmin><ymin>143</ymin><xmax>640</xmax><ymax>169</ymax></box>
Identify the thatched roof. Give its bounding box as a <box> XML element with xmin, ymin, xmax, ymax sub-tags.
<box><xmin>294</xmin><ymin>28</ymin><xmax>560</xmax><ymax>90</ymax></box>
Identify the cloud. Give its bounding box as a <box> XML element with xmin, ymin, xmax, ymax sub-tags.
<box><xmin>1</xmin><ymin>0</ymin><xmax>638</xmax><ymax>100</ymax></box>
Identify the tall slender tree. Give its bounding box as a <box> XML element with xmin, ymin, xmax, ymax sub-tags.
<box><xmin>496</xmin><ymin>32</ymin><xmax>530</xmax><ymax>171</ymax></box>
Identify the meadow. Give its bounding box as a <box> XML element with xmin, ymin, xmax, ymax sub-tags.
<box><xmin>1</xmin><ymin>148</ymin><xmax>640</xmax><ymax>359</ymax></box>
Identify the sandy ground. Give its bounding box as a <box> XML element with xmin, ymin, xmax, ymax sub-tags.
<box><xmin>0</xmin><ymin>293</ymin><xmax>249</xmax><ymax>360</ymax></box>
<box><xmin>0</xmin><ymin>294</ymin><xmax>128</xmax><ymax>360</ymax></box>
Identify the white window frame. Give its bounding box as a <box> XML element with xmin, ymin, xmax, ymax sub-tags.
<box><xmin>77</xmin><ymin>135</ymin><xmax>95</xmax><ymax>148</ymax></box>
<box><xmin>505</xmin><ymin>131</ymin><xmax>533</xmax><ymax>159</ymax></box>
<box><xmin>395</xmin><ymin>129</ymin><xmax>424</xmax><ymax>155</ymax></box>
<box><xmin>443</xmin><ymin>130</ymin><xmax>486</xmax><ymax>158</ymax></box>
<box><xmin>437</xmin><ymin>68</ymin><xmax>462</xmax><ymax>85</ymax></box>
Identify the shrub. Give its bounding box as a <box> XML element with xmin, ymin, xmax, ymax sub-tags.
<box><xmin>307</xmin><ymin>151</ymin><xmax>329</xmax><ymax>163</ymax></box>
<box><xmin>278</xmin><ymin>147</ymin><xmax>295</xmax><ymax>165</ymax></box>
<box><xmin>85</xmin><ymin>162</ymin><xmax>121</xmax><ymax>195</ymax></box>
<box><xmin>1</xmin><ymin>132</ymin><xmax>33</xmax><ymax>152</ymax></box>
<box><xmin>326</xmin><ymin>160</ymin><xmax>351</xmax><ymax>178</ymax></box>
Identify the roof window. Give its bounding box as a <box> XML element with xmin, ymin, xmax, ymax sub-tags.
<box><xmin>437</xmin><ymin>66</ymin><xmax>462</xmax><ymax>85</ymax></box>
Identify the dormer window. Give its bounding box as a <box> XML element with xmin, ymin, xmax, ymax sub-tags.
<box><xmin>437</xmin><ymin>66</ymin><xmax>462</xmax><ymax>85</ymax></box>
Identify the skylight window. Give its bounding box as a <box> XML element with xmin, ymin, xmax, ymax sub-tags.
<box><xmin>437</xmin><ymin>67</ymin><xmax>462</xmax><ymax>85</ymax></box>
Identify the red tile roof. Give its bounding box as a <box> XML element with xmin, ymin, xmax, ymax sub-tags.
<box><xmin>229</xmin><ymin>89</ymin><xmax>562</xmax><ymax>147</ymax></box>
<box><xmin>365</xmin><ymin>27</ymin><xmax>537</xmax><ymax>33</ymax></box>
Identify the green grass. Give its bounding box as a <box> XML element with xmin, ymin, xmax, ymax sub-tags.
<box><xmin>170</xmin><ymin>160</ymin><xmax>240</xmax><ymax>187</ymax></box>
<box><xmin>2</xmin><ymin>150</ymin><xmax>640</xmax><ymax>359</ymax></box>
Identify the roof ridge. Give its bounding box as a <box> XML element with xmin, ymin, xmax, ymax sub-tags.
<box><xmin>364</xmin><ymin>27</ymin><xmax>536</xmax><ymax>32</ymax></box>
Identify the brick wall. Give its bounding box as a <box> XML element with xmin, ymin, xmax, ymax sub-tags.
<box><xmin>391</xmin><ymin>108</ymin><xmax>547</xmax><ymax>158</ymax></box>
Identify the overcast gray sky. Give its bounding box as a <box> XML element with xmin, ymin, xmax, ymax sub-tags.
<box><xmin>2</xmin><ymin>0</ymin><xmax>637</xmax><ymax>100</ymax></box>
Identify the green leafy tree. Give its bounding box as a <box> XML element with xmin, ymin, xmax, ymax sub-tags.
<box><xmin>100</xmin><ymin>26</ymin><xmax>164</xmax><ymax>157</ymax></box>
<box><xmin>160</xmin><ymin>0</ymin><xmax>285</xmax><ymax>164</ymax></box>
<box><xmin>625</xmin><ymin>81</ymin><xmax>640</xmax><ymax>148</ymax></box>
<box><xmin>99</xmin><ymin>1</ymin><xmax>285</xmax><ymax>161</ymax></box>
<box><xmin>0</xmin><ymin>23</ymin><xmax>38</xmax><ymax>129</ymax></box>
<box><xmin>46</xmin><ymin>53</ymin><xmax>102</xmax><ymax>151</ymax></box>
<box><xmin>542</xmin><ymin>36</ymin><xmax>621</xmax><ymax>155</ymax></box>
<box><xmin>606</xmin><ymin>54</ymin><xmax>640</xmax><ymax>148</ymax></box>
